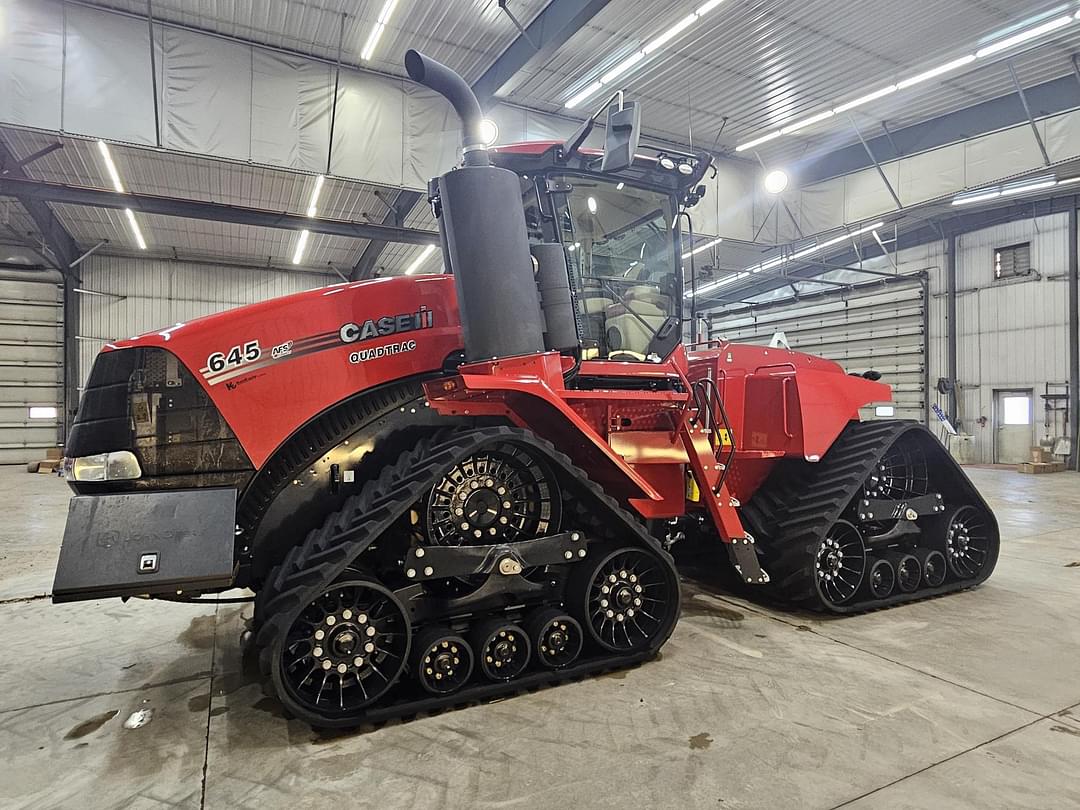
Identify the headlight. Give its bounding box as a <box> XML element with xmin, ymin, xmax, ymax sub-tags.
<box><xmin>65</xmin><ymin>451</ymin><xmax>142</xmax><ymax>482</ymax></box>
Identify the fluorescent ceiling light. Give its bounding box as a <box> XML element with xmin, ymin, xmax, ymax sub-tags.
<box><xmin>682</xmin><ymin>236</ymin><xmax>722</xmax><ymax>259</ymax></box>
<box><xmin>124</xmin><ymin>208</ymin><xmax>146</xmax><ymax>250</ymax></box>
<box><xmin>405</xmin><ymin>244</ymin><xmax>437</xmax><ymax>275</ymax></box>
<box><xmin>601</xmin><ymin>51</ymin><xmax>646</xmax><ymax>84</ymax></box>
<box><xmin>897</xmin><ymin>54</ymin><xmax>976</xmax><ymax>89</ymax></box>
<box><xmin>689</xmin><ymin>271</ymin><xmax>748</xmax><ymax>297</ymax></box>
<box><xmin>292</xmin><ymin>229</ymin><xmax>310</xmax><ymax>265</ymax></box>
<box><xmin>306</xmin><ymin>174</ymin><xmax>325</xmax><ymax>218</ymax></box>
<box><xmin>565</xmin><ymin>3</ymin><xmax>726</xmax><ymax>109</ymax></box>
<box><xmin>643</xmin><ymin>14</ymin><xmax>698</xmax><ymax>55</ymax></box>
<box><xmin>1058</xmin><ymin>176</ymin><xmax>1080</xmax><ymax>184</ymax></box>
<box><xmin>1001</xmin><ymin>179</ymin><xmax>1058</xmax><ymax>196</ymax></box>
<box><xmin>565</xmin><ymin>81</ymin><xmax>603</xmax><ymax>109</ymax></box>
<box><xmin>361</xmin><ymin>0</ymin><xmax>399</xmax><ymax>61</ymax></box>
<box><xmin>97</xmin><ymin>140</ymin><xmax>124</xmax><ymax>193</ymax></box>
<box><xmin>975</xmin><ymin>14</ymin><xmax>1072</xmax><ymax>58</ymax></box>
<box><xmin>952</xmin><ymin>190</ymin><xmax>1001</xmax><ymax>206</ymax></box>
<box><xmin>780</xmin><ymin>109</ymin><xmax>835</xmax><ymax>135</ymax></box>
<box><xmin>735</xmin><ymin>13</ymin><xmax>1078</xmax><ymax>153</ymax></box>
<box><xmin>834</xmin><ymin>84</ymin><xmax>898</xmax><ymax>113</ymax></box>
<box><xmin>735</xmin><ymin>130</ymin><xmax>782</xmax><ymax>152</ymax></box>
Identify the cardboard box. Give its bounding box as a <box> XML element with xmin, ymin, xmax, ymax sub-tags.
<box><xmin>1018</xmin><ymin>461</ymin><xmax>1066</xmax><ymax>474</ymax></box>
<box><xmin>45</xmin><ymin>447</ymin><xmax>63</xmax><ymax>461</ymax></box>
<box><xmin>1030</xmin><ymin>447</ymin><xmax>1050</xmax><ymax>463</ymax></box>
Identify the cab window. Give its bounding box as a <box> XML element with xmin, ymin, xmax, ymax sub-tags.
<box><xmin>539</xmin><ymin>176</ymin><xmax>679</xmax><ymax>361</ymax></box>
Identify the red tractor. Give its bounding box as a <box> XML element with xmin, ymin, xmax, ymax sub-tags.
<box><xmin>53</xmin><ymin>51</ymin><xmax>998</xmax><ymax>727</ymax></box>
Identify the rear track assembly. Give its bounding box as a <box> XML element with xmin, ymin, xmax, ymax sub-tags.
<box><xmin>742</xmin><ymin>420</ymin><xmax>999</xmax><ymax>613</ymax></box>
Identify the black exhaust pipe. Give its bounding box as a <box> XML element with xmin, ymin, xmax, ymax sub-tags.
<box><xmin>405</xmin><ymin>50</ymin><xmax>546</xmax><ymax>363</ymax></box>
<box><xmin>405</xmin><ymin>50</ymin><xmax>489</xmax><ymax>168</ymax></box>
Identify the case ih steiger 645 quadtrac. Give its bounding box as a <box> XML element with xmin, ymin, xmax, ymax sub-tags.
<box><xmin>52</xmin><ymin>51</ymin><xmax>998</xmax><ymax>727</ymax></box>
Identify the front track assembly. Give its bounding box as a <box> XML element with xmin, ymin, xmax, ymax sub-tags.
<box><xmin>253</xmin><ymin>427</ymin><xmax>680</xmax><ymax>728</ymax></box>
<box><xmin>742</xmin><ymin>421</ymin><xmax>1000</xmax><ymax>613</ymax></box>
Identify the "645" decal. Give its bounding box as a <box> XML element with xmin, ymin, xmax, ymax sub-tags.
<box><xmin>206</xmin><ymin>340</ymin><xmax>261</xmax><ymax>374</ymax></box>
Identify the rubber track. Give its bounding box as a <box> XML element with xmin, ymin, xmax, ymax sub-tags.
<box><xmin>254</xmin><ymin>425</ymin><xmax>679</xmax><ymax>727</ymax></box>
<box><xmin>741</xmin><ymin>420</ymin><xmax>998</xmax><ymax>614</ymax></box>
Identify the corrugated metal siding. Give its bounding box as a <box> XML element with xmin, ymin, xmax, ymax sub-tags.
<box><xmin>948</xmin><ymin>214</ymin><xmax>1071</xmax><ymax>463</ymax></box>
<box><xmin>0</xmin><ymin>276</ymin><xmax>63</xmax><ymax>464</ymax></box>
<box><xmin>77</xmin><ymin>255</ymin><xmax>333</xmax><ymax>387</ymax></box>
<box><xmin>501</xmin><ymin>0</ymin><xmax>1080</xmax><ymax>158</ymax></box>
<box><xmin>708</xmin><ymin>277</ymin><xmax>927</xmax><ymax>423</ymax></box>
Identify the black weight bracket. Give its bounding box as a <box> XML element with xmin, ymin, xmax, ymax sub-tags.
<box><xmin>403</xmin><ymin>531</ymin><xmax>588</xmax><ymax>581</ymax></box>
<box><xmin>855</xmin><ymin>492</ymin><xmax>945</xmax><ymax>523</ymax></box>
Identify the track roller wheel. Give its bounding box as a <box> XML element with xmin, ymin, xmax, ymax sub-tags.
<box><xmin>411</xmin><ymin>627</ymin><xmax>473</xmax><ymax>695</ymax></box>
<box><xmin>813</xmin><ymin>520</ymin><xmax>867</xmax><ymax>606</ymax></box>
<box><xmin>883</xmin><ymin>551</ymin><xmax>921</xmax><ymax>593</ymax></box>
<box><xmin>526</xmin><ymin>608</ymin><xmax>583</xmax><ymax>669</ymax></box>
<box><xmin>942</xmin><ymin>505</ymin><xmax>995</xmax><ymax>579</ymax></box>
<box><xmin>919</xmin><ymin>549</ymin><xmax>947</xmax><ymax>587</ymax></box>
<box><xmin>866</xmin><ymin>557</ymin><xmax>896</xmax><ymax>599</ymax></box>
<box><xmin>271</xmin><ymin>579</ymin><xmax>410</xmax><ymax>722</ymax></box>
<box><xmin>573</xmin><ymin>546</ymin><xmax>680</xmax><ymax>653</ymax></box>
<box><xmin>472</xmin><ymin>620</ymin><xmax>530</xmax><ymax>681</ymax></box>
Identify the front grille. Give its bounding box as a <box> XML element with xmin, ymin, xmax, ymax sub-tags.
<box><xmin>67</xmin><ymin>347</ymin><xmax>252</xmax><ymax>486</ymax></box>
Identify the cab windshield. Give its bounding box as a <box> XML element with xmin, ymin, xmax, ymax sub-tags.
<box><xmin>539</xmin><ymin>175</ymin><xmax>679</xmax><ymax>361</ymax></box>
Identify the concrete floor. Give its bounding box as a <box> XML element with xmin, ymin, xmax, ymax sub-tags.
<box><xmin>1</xmin><ymin>466</ymin><xmax>1079</xmax><ymax>810</ymax></box>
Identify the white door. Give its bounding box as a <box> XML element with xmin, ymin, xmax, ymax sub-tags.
<box><xmin>994</xmin><ymin>390</ymin><xmax>1033</xmax><ymax>464</ymax></box>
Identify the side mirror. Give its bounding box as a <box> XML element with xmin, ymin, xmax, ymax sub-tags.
<box><xmin>600</xmin><ymin>101</ymin><xmax>641</xmax><ymax>173</ymax></box>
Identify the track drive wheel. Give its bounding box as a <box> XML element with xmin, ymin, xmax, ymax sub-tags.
<box><xmin>942</xmin><ymin>505</ymin><xmax>995</xmax><ymax>579</ymax></box>
<box><xmin>813</xmin><ymin>520</ymin><xmax>867</xmax><ymax>606</ymax></box>
<box><xmin>573</xmin><ymin>546</ymin><xmax>680</xmax><ymax>653</ymax></box>
<box><xmin>270</xmin><ymin>579</ymin><xmax>410</xmax><ymax>724</ymax></box>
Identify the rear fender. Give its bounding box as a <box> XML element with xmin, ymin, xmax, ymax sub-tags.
<box><xmin>425</xmin><ymin>355</ymin><xmax>662</xmax><ymax>502</ymax></box>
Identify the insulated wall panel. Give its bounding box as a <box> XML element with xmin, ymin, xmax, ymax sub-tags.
<box><xmin>160</xmin><ymin>27</ymin><xmax>252</xmax><ymax>160</ymax></box>
<box><xmin>329</xmin><ymin>72</ymin><xmax>405</xmax><ymax>188</ymax></box>
<box><xmin>250</xmin><ymin>51</ymin><xmax>333</xmax><ymax>172</ymax></box>
<box><xmin>64</xmin><ymin>4</ymin><xmax>155</xmax><ymax>143</ymax></box>
<box><xmin>0</xmin><ymin>0</ymin><xmax>64</xmax><ymax>131</ymax></box>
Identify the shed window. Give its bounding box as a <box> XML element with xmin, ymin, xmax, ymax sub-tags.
<box><xmin>994</xmin><ymin>243</ymin><xmax>1031</xmax><ymax>281</ymax></box>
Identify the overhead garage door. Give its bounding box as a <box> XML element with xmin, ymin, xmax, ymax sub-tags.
<box><xmin>709</xmin><ymin>278</ymin><xmax>927</xmax><ymax>423</ymax></box>
<box><xmin>0</xmin><ymin>276</ymin><xmax>63</xmax><ymax>464</ymax></box>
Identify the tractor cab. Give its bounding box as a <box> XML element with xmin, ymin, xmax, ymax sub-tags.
<box><xmin>490</xmin><ymin>138</ymin><xmax>711</xmax><ymax>364</ymax></box>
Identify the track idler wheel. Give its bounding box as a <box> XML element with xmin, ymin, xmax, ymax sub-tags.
<box><xmin>573</xmin><ymin>546</ymin><xmax>680</xmax><ymax>653</ymax></box>
<box><xmin>882</xmin><ymin>551</ymin><xmax>922</xmax><ymax>594</ymax></box>
<box><xmin>813</xmin><ymin>520</ymin><xmax>867</xmax><ymax>606</ymax></box>
<box><xmin>472</xmin><ymin>620</ymin><xmax>531</xmax><ymax>681</ymax></box>
<box><xmin>919</xmin><ymin>549</ymin><xmax>947</xmax><ymax>587</ymax></box>
<box><xmin>526</xmin><ymin>608</ymin><xmax>583</xmax><ymax>669</ymax></box>
<box><xmin>411</xmin><ymin>627</ymin><xmax>473</xmax><ymax>695</ymax></box>
<box><xmin>271</xmin><ymin>579</ymin><xmax>410</xmax><ymax>722</ymax></box>
<box><xmin>866</xmin><ymin>557</ymin><xmax>896</xmax><ymax>599</ymax></box>
<box><xmin>942</xmin><ymin>505</ymin><xmax>995</xmax><ymax>579</ymax></box>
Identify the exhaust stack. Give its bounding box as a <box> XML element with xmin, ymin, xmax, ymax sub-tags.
<box><xmin>405</xmin><ymin>50</ymin><xmax>546</xmax><ymax>363</ymax></box>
